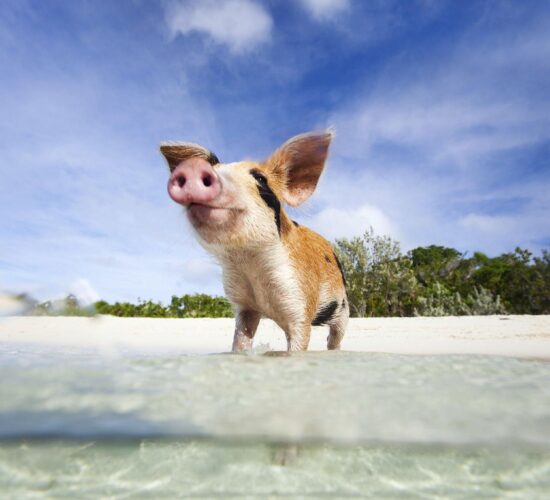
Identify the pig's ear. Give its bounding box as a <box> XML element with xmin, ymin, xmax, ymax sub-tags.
<box><xmin>160</xmin><ymin>142</ymin><xmax>220</xmax><ymax>172</ymax></box>
<box><xmin>266</xmin><ymin>131</ymin><xmax>333</xmax><ymax>207</ymax></box>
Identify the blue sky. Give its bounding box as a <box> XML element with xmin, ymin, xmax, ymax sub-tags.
<box><xmin>1</xmin><ymin>0</ymin><xmax>549</xmax><ymax>304</ymax></box>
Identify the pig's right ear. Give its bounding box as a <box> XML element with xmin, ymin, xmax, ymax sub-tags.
<box><xmin>160</xmin><ymin>142</ymin><xmax>220</xmax><ymax>172</ymax></box>
<box><xmin>266</xmin><ymin>131</ymin><xmax>333</xmax><ymax>207</ymax></box>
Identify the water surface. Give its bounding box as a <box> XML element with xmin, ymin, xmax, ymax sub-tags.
<box><xmin>1</xmin><ymin>344</ymin><xmax>549</xmax><ymax>497</ymax></box>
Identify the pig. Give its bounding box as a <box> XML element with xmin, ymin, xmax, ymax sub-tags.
<box><xmin>160</xmin><ymin>131</ymin><xmax>348</xmax><ymax>352</ymax></box>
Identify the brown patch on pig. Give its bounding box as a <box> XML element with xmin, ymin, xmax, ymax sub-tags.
<box><xmin>283</xmin><ymin>224</ymin><xmax>347</xmax><ymax>349</ymax></box>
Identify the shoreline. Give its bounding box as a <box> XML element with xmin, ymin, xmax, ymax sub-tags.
<box><xmin>1</xmin><ymin>315</ymin><xmax>549</xmax><ymax>359</ymax></box>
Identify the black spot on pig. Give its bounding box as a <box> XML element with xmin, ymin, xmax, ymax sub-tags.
<box><xmin>250</xmin><ymin>169</ymin><xmax>281</xmax><ymax>235</ymax></box>
<box><xmin>312</xmin><ymin>300</ymin><xmax>338</xmax><ymax>326</ymax></box>
<box><xmin>292</xmin><ymin>220</ymin><xmax>300</xmax><ymax>227</ymax></box>
<box><xmin>324</xmin><ymin>254</ymin><xmax>331</xmax><ymax>263</ymax></box>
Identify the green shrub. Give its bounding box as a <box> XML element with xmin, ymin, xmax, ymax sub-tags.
<box><xmin>93</xmin><ymin>294</ymin><xmax>233</xmax><ymax>318</ymax></box>
<box><xmin>333</xmin><ymin>228</ymin><xmax>550</xmax><ymax>316</ymax></box>
<box><xmin>334</xmin><ymin>228</ymin><xmax>420</xmax><ymax>317</ymax></box>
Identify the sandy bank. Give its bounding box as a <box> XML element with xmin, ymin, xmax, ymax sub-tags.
<box><xmin>1</xmin><ymin>315</ymin><xmax>549</xmax><ymax>359</ymax></box>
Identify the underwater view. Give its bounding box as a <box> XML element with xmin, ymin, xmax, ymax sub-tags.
<box><xmin>0</xmin><ymin>344</ymin><xmax>549</xmax><ymax>498</ymax></box>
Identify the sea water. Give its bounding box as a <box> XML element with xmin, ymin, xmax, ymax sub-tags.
<box><xmin>0</xmin><ymin>344</ymin><xmax>549</xmax><ymax>498</ymax></box>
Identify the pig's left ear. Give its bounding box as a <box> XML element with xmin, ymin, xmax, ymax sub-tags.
<box><xmin>160</xmin><ymin>142</ymin><xmax>220</xmax><ymax>172</ymax></box>
<box><xmin>266</xmin><ymin>131</ymin><xmax>333</xmax><ymax>207</ymax></box>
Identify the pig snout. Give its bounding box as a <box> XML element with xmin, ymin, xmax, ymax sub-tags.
<box><xmin>167</xmin><ymin>159</ymin><xmax>221</xmax><ymax>206</ymax></box>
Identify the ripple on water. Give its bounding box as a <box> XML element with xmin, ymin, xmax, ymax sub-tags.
<box><xmin>0</xmin><ymin>440</ymin><xmax>549</xmax><ymax>498</ymax></box>
<box><xmin>0</xmin><ymin>348</ymin><xmax>549</xmax><ymax>497</ymax></box>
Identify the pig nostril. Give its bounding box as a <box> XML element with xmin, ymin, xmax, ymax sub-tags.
<box><xmin>176</xmin><ymin>175</ymin><xmax>186</xmax><ymax>188</ymax></box>
<box><xmin>202</xmin><ymin>175</ymin><xmax>212</xmax><ymax>187</ymax></box>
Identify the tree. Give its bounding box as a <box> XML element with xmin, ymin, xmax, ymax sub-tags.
<box><xmin>410</xmin><ymin>245</ymin><xmax>462</xmax><ymax>284</ymax></box>
<box><xmin>334</xmin><ymin>228</ymin><xmax>419</xmax><ymax>317</ymax></box>
<box><xmin>470</xmin><ymin>248</ymin><xmax>538</xmax><ymax>313</ymax></box>
<box><xmin>531</xmin><ymin>250</ymin><xmax>550</xmax><ymax>314</ymax></box>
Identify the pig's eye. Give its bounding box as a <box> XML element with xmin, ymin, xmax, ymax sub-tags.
<box><xmin>250</xmin><ymin>169</ymin><xmax>281</xmax><ymax>235</ymax></box>
<box><xmin>250</xmin><ymin>170</ymin><xmax>268</xmax><ymax>185</ymax></box>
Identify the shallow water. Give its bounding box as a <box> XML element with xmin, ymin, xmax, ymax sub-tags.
<box><xmin>0</xmin><ymin>344</ymin><xmax>549</xmax><ymax>497</ymax></box>
<box><xmin>2</xmin><ymin>440</ymin><xmax>549</xmax><ymax>498</ymax></box>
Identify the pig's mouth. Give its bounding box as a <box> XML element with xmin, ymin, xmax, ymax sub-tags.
<box><xmin>187</xmin><ymin>203</ymin><xmax>243</xmax><ymax>225</ymax></box>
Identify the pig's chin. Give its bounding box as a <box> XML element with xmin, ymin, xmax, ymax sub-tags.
<box><xmin>186</xmin><ymin>203</ymin><xmax>242</xmax><ymax>234</ymax></box>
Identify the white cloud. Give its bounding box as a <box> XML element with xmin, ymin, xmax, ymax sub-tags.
<box><xmin>305</xmin><ymin>204</ymin><xmax>398</xmax><ymax>241</ymax></box>
<box><xmin>334</xmin><ymin>85</ymin><xmax>548</xmax><ymax>173</ymax></box>
<box><xmin>167</xmin><ymin>0</ymin><xmax>272</xmax><ymax>54</ymax></box>
<box><xmin>299</xmin><ymin>0</ymin><xmax>350</xmax><ymax>20</ymax></box>
<box><xmin>333</xmin><ymin>24</ymin><xmax>550</xmax><ymax>165</ymax></box>
<box><xmin>322</xmin><ymin>16</ymin><xmax>550</xmax><ymax>255</ymax></box>
<box><xmin>0</xmin><ymin>57</ymin><xmax>227</xmax><ymax>304</ymax></box>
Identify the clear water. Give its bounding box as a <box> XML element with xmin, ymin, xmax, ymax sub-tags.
<box><xmin>1</xmin><ymin>344</ymin><xmax>549</xmax><ymax>498</ymax></box>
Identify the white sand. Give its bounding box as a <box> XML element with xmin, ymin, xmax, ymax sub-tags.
<box><xmin>1</xmin><ymin>315</ymin><xmax>549</xmax><ymax>359</ymax></box>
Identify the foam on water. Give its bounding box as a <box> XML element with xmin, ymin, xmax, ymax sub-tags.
<box><xmin>0</xmin><ymin>343</ymin><xmax>549</xmax><ymax>497</ymax></box>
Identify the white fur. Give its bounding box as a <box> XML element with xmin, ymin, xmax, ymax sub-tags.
<box><xmin>218</xmin><ymin>242</ymin><xmax>305</xmax><ymax>332</ymax></box>
<box><xmin>317</xmin><ymin>280</ymin><xmax>332</xmax><ymax>311</ymax></box>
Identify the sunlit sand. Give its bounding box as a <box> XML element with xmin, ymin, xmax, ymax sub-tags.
<box><xmin>1</xmin><ymin>315</ymin><xmax>549</xmax><ymax>359</ymax></box>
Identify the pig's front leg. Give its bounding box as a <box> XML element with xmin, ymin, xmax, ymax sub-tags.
<box><xmin>286</xmin><ymin>324</ymin><xmax>312</xmax><ymax>352</ymax></box>
<box><xmin>232</xmin><ymin>310</ymin><xmax>261</xmax><ymax>352</ymax></box>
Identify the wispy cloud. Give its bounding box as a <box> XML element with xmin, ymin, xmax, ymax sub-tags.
<box><xmin>299</xmin><ymin>0</ymin><xmax>350</xmax><ymax>21</ymax></box>
<box><xmin>0</xmin><ymin>1</ymin><xmax>548</xmax><ymax>302</ymax></box>
<box><xmin>167</xmin><ymin>0</ymin><xmax>272</xmax><ymax>54</ymax></box>
<box><xmin>333</xmin><ymin>25</ymin><xmax>550</xmax><ymax>166</ymax></box>
<box><xmin>0</xmin><ymin>4</ymin><xmax>227</xmax><ymax>302</ymax></box>
<box><xmin>305</xmin><ymin>204</ymin><xmax>399</xmax><ymax>241</ymax></box>
<box><xmin>313</xmin><ymin>7</ymin><xmax>550</xmax><ymax>254</ymax></box>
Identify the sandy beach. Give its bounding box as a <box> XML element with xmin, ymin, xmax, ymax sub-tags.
<box><xmin>1</xmin><ymin>315</ymin><xmax>549</xmax><ymax>359</ymax></box>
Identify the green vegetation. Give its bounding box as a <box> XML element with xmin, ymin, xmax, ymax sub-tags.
<box><xmin>10</xmin><ymin>230</ymin><xmax>549</xmax><ymax>318</ymax></box>
<box><xmin>335</xmin><ymin>231</ymin><xmax>418</xmax><ymax>317</ymax></box>
<box><xmin>28</xmin><ymin>294</ymin><xmax>95</xmax><ymax>317</ymax></box>
<box><xmin>334</xmin><ymin>229</ymin><xmax>549</xmax><ymax>317</ymax></box>
<box><xmin>6</xmin><ymin>293</ymin><xmax>233</xmax><ymax>318</ymax></box>
<box><xmin>94</xmin><ymin>294</ymin><xmax>233</xmax><ymax>318</ymax></box>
